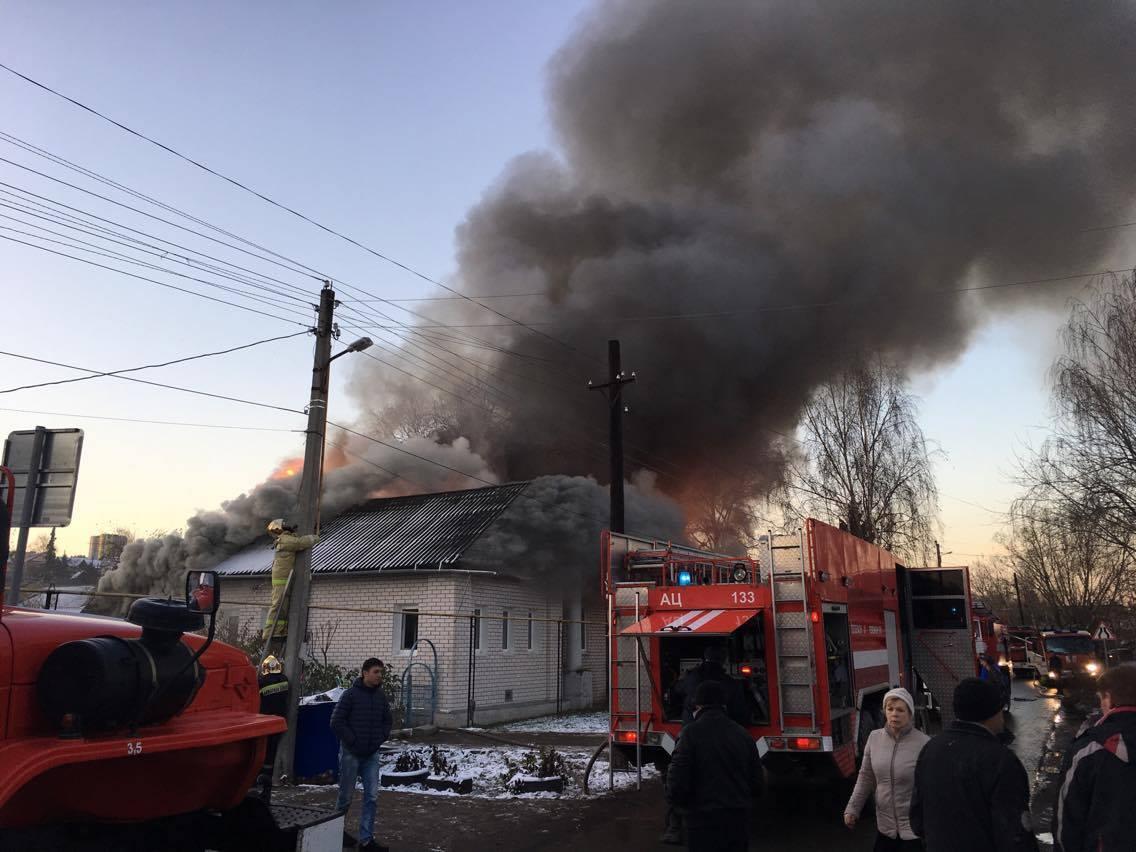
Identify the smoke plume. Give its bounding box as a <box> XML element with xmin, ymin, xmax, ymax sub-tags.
<box><xmin>359</xmin><ymin>0</ymin><xmax>1136</xmax><ymax>501</ymax></box>
<box><xmin>97</xmin><ymin>1</ymin><xmax>1136</xmax><ymax>605</ymax></box>
<box><xmin>92</xmin><ymin>435</ymin><xmax>497</xmax><ymax>611</ymax></box>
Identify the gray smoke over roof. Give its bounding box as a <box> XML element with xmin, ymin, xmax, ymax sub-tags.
<box><xmin>369</xmin><ymin>0</ymin><xmax>1136</xmax><ymax>499</ymax></box>
<box><xmin>91</xmin><ymin>435</ymin><xmax>498</xmax><ymax>613</ymax></box>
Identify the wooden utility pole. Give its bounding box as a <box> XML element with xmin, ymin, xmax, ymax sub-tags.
<box><xmin>275</xmin><ymin>284</ymin><xmax>335</xmax><ymax>783</ymax></box>
<box><xmin>589</xmin><ymin>340</ymin><xmax>635</xmax><ymax>533</ymax></box>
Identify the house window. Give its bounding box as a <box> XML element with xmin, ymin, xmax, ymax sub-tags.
<box><xmin>400</xmin><ymin>608</ymin><xmax>419</xmax><ymax>650</ymax></box>
<box><xmin>502</xmin><ymin>611</ymin><xmax>510</xmax><ymax>650</ymax></box>
<box><xmin>580</xmin><ymin>607</ymin><xmax>587</xmax><ymax>651</ymax></box>
<box><xmin>527</xmin><ymin>612</ymin><xmax>534</xmax><ymax>650</ymax></box>
<box><xmin>473</xmin><ymin>608</ymin><xmax>482</xmax><ymax>651</ymax></box>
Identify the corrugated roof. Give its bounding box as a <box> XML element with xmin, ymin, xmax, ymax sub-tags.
<box><xmin>212</xmin><ymin>481</ymin><xmax>530</xmax><ymax>577</ymax></box>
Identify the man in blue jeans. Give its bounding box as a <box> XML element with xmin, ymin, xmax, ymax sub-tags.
<box><xmin>331</xmin><ymin>658</ymin><xmax>392</xmax><ymax>850</ymax></box>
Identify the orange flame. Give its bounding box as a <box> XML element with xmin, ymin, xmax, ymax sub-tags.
<box><xmin>270</xmin><ymin>457</ymin><xmax>303</xmax><ymax>481</ymax></box>
<box><xmin>269</xmin><ymin>445</ymin><xmax>350</xmax><ymax>482</ymax></box>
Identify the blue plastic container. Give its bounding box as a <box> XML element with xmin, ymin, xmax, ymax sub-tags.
<box><xmin>294</xmin><ymin>700</ymin><xmax>340</xmax><ymax>781</ymax></box>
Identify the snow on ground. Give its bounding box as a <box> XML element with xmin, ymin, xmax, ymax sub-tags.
<box><xmin>339</xmin><ymin>742</ymin><xmax>655</xmax><ymax>800</ymax></box>
<box><xmin>491</xmin><ymin>711</ymin><xmax>610</xmax><ymax>735</ymax></box>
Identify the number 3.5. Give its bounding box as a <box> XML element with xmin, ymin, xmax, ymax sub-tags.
<box><xmin>127</xmin><ymin>740</ymin><xmax>143</xmax><ymax>756</ymax></box>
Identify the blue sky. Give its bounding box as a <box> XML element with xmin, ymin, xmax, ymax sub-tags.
<box><xmin>0</xmin><ymin>1</ymin><xmax>1083</xmax><ymax>562</ymax></box>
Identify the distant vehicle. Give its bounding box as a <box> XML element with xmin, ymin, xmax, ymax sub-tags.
<box><xmin>1006</xmin><ymin>629</ymin><xmax>1046</xmax><ymax>678</ymax></box>
<box><xmin>1038</xmin><ymin>629</ymin><xmax>1099</xmax><ymax>688</ymax></box>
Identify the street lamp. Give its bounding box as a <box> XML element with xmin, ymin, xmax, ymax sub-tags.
<box><xmin>329</xmin><ymin>337</ymin><xmax>373</xmax><ymax>362</ymax></box>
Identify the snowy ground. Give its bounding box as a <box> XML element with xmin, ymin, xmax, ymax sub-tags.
<box><xmin>322</xmin><ymin>742</ymin><xmax>654</xmax><ymax>800</ymax></box>
<box><xmin>489</xmin><ymin>710</ymin><xmax>609</xmax><ymax>735</ymax></box>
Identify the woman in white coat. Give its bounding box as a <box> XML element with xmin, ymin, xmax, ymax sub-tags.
<box><xmin>844</xmin><ymin>687</ymin><xmax>930</xmax><ymax>851</ymax></box>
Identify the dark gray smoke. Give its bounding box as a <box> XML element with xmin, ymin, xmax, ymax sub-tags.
<box><xmin>462</xmin><ymin>472</ymin><xmax>685</xmax><ymax>591</ymax></box>
<box><xmin>364</xmin><ymin>0</ymin><xmax>1136</xmax><ymax>503</ymax></box>
<box><xmin>92</xmin><ymin>435</ymin><xmax>498</xmax><ymax>612</ymax></box>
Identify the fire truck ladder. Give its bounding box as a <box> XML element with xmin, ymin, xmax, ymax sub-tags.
<box><xmin>608</xmin><ymin>588</ymin><xmax>650</xmax><ymax>791</ymax></box>
<box><xmin>765</xmin><ymin>530</ymin><xmax>818</xmax><ymax>733</ymax></box>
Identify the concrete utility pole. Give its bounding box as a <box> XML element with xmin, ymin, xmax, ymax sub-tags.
<box><xmin>588</xmin><ymin>340</ymin><xmax>635</xmax><ymax>534</ymax></box>
<box><xmin>276</xmin><ymin>285</ymin><xmax>335</xmax><ymax>784</ymax></box>
<box><xmin>935</xmin><ymin>540</ymin><xmax>942</xmax><ymax>568</ymax></box>
<box><xmin>1013</xmin><ymin>572</ymin><xmax>1027</xmax><ymax>625</ymax></box>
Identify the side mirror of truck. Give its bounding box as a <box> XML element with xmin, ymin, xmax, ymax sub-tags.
<box><xmin>186</xmin><ymin>570</ymin><xmax>221</xmax><ymax>616</ymax></box>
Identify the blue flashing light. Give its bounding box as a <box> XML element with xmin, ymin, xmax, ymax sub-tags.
<box><xmin>677</xmin><ymin>571</ymin><xmax>693</xmax><ymax>586</ymax></box>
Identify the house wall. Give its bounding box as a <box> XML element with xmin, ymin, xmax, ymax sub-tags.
<box><xmin>217</xmin><ymin>571</ymin><xmax>609</xmax><ymax>727</ymax></box>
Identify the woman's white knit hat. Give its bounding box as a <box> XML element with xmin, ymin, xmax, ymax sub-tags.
<box><xmin>883</xmin><ymin>686</ymin><xmax>915</xmax><ymax>716</ymax></box>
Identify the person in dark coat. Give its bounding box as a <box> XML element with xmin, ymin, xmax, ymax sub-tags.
<box><xmin>910</xmin><ymin>677</ymin><xmax>1037</xmax><ymax>852</ymax></box>
<box><xmin>331</xmin><ymin>658</ymin><xmax>392</xmax><ymax>851</ymax></box>
<box><xmin>666</xmin><ymin>680</ymin><xmax>763</xmax><ymax>852</ymax></box>
<box><xmin>674</xmin><ymin>645</ymin><xmax>751</xmax><ymax>726</ymax></box>
<box><xmin>1054</xmin><ymin>663</ymin><xmax>1136</xmax><ymax>852</ymax></box>
<box><xmin>662</xmin><ymin>645</ymin><xmax>751</xmax><ymax>844</ymax></box>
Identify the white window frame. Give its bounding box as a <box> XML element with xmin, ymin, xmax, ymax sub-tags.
<box><xmin>398</xmin><ymin>607</ymin><xmax>419</xmax><ymax>652</ymax></box>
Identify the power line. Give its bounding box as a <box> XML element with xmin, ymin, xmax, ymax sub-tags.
<box><xmin>0</xmin><ymin>182</ymin><xmax>317</xmax><ymax>302</ymax></box>
<box><xmin>0</xmin><ymin>349</ymin><xmax>303</xmax><ymax>415</ymax></box>
<box><xmin>0</xmin><ymin>405</ymin><xmax>300</xmax><ymax>433</ymax></box>
<box><xmin>372</xmin><ymin>267</ymin><xmax>1130</xmax><ymax>328</ymax></box>
<box><xmin>0</xmin><ymin>213</ymin><xmax>313</xmax><ymax>314</ymax></box>
<box><xmin>0</xmin><ymin>231</ymin><xmax>308</xmax><ymax>326</ymax></box>
<box><xmin>0</xmin><ymin>64</ymin><xmax>592</xmax><ymax>364</ymax></box>
<box><xmin>0</xmin><ymin>330</ymin><xmax>310</xmax><ymax>394</ymax></box>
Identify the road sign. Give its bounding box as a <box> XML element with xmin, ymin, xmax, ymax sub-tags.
<box><xmin>2</xmin><ymin>428</ymin><xmax>83</xmax><ymax>527</ymax></box>
<box><xmin>1094</xmin><ymin>624</ymin><xmax>1115</xmax><ymax>641</ymax></box>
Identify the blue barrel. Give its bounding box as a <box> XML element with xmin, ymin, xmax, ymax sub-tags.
<box><xmin>294</xmin><ymin>701</ymin><xmax>340</xmax><ymax>782</ymax></box>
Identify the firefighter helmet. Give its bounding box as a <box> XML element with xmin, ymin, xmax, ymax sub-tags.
<box><xmin>260</xmin><ymin>655</ymin><xmax>283</xmax><ymax>676</ymax></box>
<box><xmin>267</xmin><ymin>519</ymin><xmax>288</xmax><ymax>536</ymax></box>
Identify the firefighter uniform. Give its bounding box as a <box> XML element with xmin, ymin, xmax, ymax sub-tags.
<box><xmin>262</xmin><ymin>531</ymin><xmax>318</xmax><ymax>642</ymax></box>
<box><xmin>256</xmin><ymin>657</ymin><xmax>289</xmax><ymax>801</ymax></box>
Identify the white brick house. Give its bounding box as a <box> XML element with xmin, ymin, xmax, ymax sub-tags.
<box><xmin>212</xmin><ymin>482</ymin><xmax>608</xmax><ymax>726</ymax></box>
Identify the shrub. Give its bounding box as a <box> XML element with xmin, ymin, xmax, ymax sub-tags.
<box><xmin>429</xmin><ymin>746</ymin><xmax>457</xmax><ymax>778</ymax></box>
<box><xmin>393</xmin><ymin>750</ymin><xmax>426</xmax><ymax>773</ymax></box>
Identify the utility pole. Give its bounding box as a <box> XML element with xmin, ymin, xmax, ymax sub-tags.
<box><xmin>1013</xmin><ymin>572</ymin><xmax>1027</xmax><ymax>626</ymax></box>
<box><xmin>935</xmin><ymin>540</ymin><xmax>942</xmax><ymax>568</ymax></box>
<box><xmin>276</xmin><ymin>284</ymin><xmax>335</xmax><ymax>784</ymax></box>
<box><xmin>589</xmin><ymin>340</ymin><xmax>635</xmax><ymax>534</ymax></box>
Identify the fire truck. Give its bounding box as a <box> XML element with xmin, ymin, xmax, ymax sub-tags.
<box><xmin>1037</xmin><ymin>628</ymin><xmax>1099</xmax><ymax>688</ymax></box>
<box><xmin>604</xmin><ymin>519</ymin><xmax>977</xmax><ymax>780</ymax></box>
<box><xmin>0</xmin><ymin>466</ymin><xmax>340</xmax><ymax>851</ymax></box>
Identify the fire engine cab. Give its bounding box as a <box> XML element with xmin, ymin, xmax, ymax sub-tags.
<box><xmin>604</xmin><ymin>519</ymin><xmax>977</xmax><ymax>780</ymax></box>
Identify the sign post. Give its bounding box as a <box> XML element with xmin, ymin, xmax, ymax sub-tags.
<box><xmin>3</xmin><ymin>427</ymin><xmax>84</xmax><ymax>602</ymax></box>
<box><xmin>1094</xmin><ymin>623</ymin><xmax>1115</xmax><ymax>668</ymax></box>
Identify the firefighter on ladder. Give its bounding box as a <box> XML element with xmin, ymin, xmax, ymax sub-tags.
<box><xmin>262</xmin><ymin>518</ymin><xmax>318</xmax><ymax>653</ymax></box>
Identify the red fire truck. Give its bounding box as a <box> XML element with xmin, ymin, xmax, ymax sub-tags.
<box><xmin>604</xmin><ymin>519</ymin><xmax>977</xmax><ymax>780</ymax></box>
<box><xmin>0</xmin><ymin>465</ymin><xmax>339</xmax><ymax>851</ymax></box>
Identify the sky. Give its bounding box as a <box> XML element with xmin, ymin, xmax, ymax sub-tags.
<box><xmin>0</xmin><ymin>1</ymin><xmax>1099</xmax><ymax>564</ymax></box>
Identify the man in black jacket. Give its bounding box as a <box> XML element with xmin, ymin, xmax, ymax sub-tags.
<box><xmin>673</xmin><ymin>645</ymin><xmax>750</xmax><ymax>726</ymax></box>
<box><xmin>666</xmin><ymin>680</ymin><xmax>763</xmax><ymax>851</ymax></box>
<box><xmin>911</xmin><ymin>677</ymin><xmax>1037</xmax><ymax>852</ymax></box>
<box><xmin>331</xmin><ymin>658</ymin><xmax>393</xmax><ymax>851</ymax></box>
<box><xmin>1054</xmin><ymin>663</ymin><xmax>1136</xmax><ymax>852</ymax></box>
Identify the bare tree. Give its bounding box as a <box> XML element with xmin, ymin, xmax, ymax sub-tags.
<box><xmin>1002</xmin><ymin>495</ymin><xmax>1134</xmax><ymax>628</ymax></box>
<box><xmin>1021</xmin><ymin>272</ymin><xmax>1136</xmax><ymax>559</ymax></box>
<box><xmin>785</xmin><ymin>357</ymin><xmax>939</xmax><ymax>562</ymax></box>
